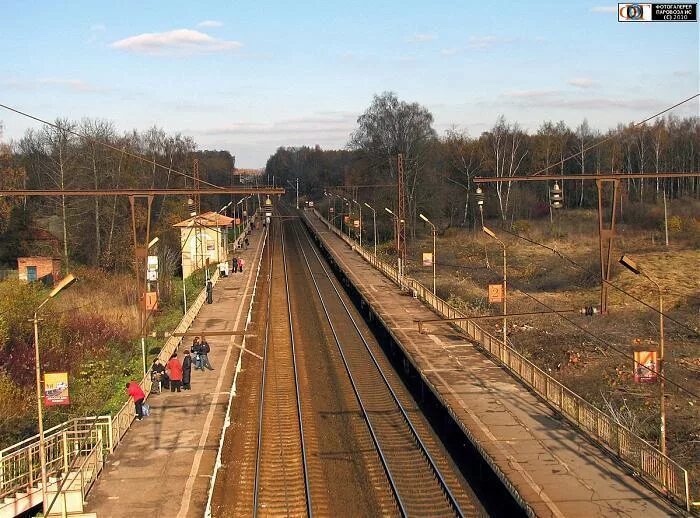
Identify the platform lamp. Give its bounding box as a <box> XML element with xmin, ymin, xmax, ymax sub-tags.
<box><xmin>419</xmin><ymin>213</ymin><xmax>437</xmax><ymax>297</ymax></box>
<box><xmin>475</xmin><ymin>187</ymin><xmax>485</xmax><ymax>227</ymax></box>
<box><xmin>32</xmin><ymin>274</ymin><xmax>77</xmax><ymax>515</ymax></box>
<box><xmin>619</xmin><ymin>254</ymin><xmax>666</xmax><ymax>456</ymax></box>
<box><xmin>364</xmin><ymin>202</ymin><xmax>377</xmax><ymax>258</ymax></box>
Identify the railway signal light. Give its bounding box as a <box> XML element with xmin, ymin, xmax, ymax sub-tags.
<box><xmin>550</xmin><ymin>182</ymin><xmax>563</xmax><ymax>209</ymax></box>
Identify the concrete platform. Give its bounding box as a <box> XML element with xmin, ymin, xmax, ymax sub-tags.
<box><xmin>303</xmin><ymin>210</ymin><xmax>681</xmax><ymax>518</ymax></box>
<box><xmin>84</xmin><ymin>228</ymin><xmax>266</xmax><ymax>518</ymax></box>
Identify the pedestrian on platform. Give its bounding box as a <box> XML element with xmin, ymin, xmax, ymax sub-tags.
<box><xmin>245</xmin><ymin>237</ymin><xmax>250</xmax><ymax>249</ymax></box>
<box><xmin>126</xmin><ymin>381</ymin><xmax>146</xmax><ymax>420</ymax></box>
<box><xmin>238</xmin><ymin>258</ymin><xmax>244</xmax><ymax>273</ymax></box>
<box><xmin>192</xmin><ymin>337</ymin><xmax>203</xmax><ymax>370</ymax></box>
<box><xmin>200</xmin><ymin>338</ymin><xmax>214</xmax><ymax>371</ymax></box>
<box><xmin>150</xmin><ymin>359</ymin><xmax>165</xmax><ymax>394</ymax></box>
<box><xmin>232</xmin><ymin>256</ymin><xmax>238</xmax><ymax>273</ymax></box>
<box><xmin>166</xmin><ymin>353</ymin><xmax>183</xmax><ymax>392</ymax></box>
<box><xmin>182</xmin><ymin>350</ymin><xmax>192</xmax><ymax>390</ymax></box>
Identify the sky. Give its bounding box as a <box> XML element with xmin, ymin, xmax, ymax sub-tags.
<box><xmin>1</xmin><ymin>1</ymin><xmax>698</xmax><ymax>167</ymax></box>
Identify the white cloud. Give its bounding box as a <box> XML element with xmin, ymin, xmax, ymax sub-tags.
<box><xmin>440</xmin><ymin>48</ymin><xmax>458</xmax><ymax>56</ymax></box>
<box><xmin>467</xmin><ymin>35</ymin><xmax>512</xmax><ymax>50</ymax></box>
<box><xmin>110</xmin><ymin>29</ymin><xmax>241</xmax><ymax>55</ymax></box>
<box><xmin>194</xmin><ymin>112</ymin><xmax>357</xmax><ymax>137</ymax></box>
<box><xmin>567</xmin><ymin>77</ymin><xmax>598</xmax><ymax>89</ymax></box>
<box><xmin>409</xmin><ymin>33</ymin><xmax>436</xmax><ymax>43</ymax></box>
<box><xmin>197</xmin><ymin>20</ymin><xmax>224</xmax><ymax>28</ymax></box>
<box><xmin>1</xmin><ymin>77</ymin><xmax>102</xmax><ymax>93</ymax></box>
<box><xmin>590</xmin><ymin>6</ymin><xmax>617</xmax><ymax>13</ymax></box>
<box><xmin>90</xmin><ymin>23</ymin><xmax>106</xmax><ymax>32</ymax></box>
<box><xmin>504</xmin><ymin>89</ymin><xmax>559</xmax><ymax>98</ymax></box>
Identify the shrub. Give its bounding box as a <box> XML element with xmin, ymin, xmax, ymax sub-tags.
<box><xmin>511</xmin><ymin>219</ymin><xmax>532</xmax><ymax>234</ymax></box>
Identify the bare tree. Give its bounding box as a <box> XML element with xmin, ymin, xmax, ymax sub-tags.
<box><xmin>350</xmin><ymin>92</ymin><xmax>437</xmax><ymax>236</ymax></box>
<box><xmin>483</xmin><ymin>116</ymin><xmax>528</xmax><ymax>221</ymax></box>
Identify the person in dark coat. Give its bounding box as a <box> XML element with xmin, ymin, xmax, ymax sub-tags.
<box><xmin>182</xmin><ymin>350</ymin><xmax>193</xmax><ymax>390</ymax></box>
<box><xmin>232</xmin><ymin>256</ymin><xmax>238</xmax><ymax>273</ymax></box>
<box><xmin>200</xmin><ymin>339</ymin><xmax>214</xmax><ymax>371</ymax></box>
<box><xmin>192</xmin><ymin>337</ymin><xmax>203</xmax><ymax>370</ymax></box>
<box><xmin>151</xmin><ymin>359</ymin><xmax>165</xmax><ymax>394</ymax></box>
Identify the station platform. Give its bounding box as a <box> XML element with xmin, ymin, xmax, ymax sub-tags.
<box><xmin>84</xmin><ymin>227</ymin><xmax>266</xmax><ymax>518</ymax></box>
<box><xmin>303</xmin><ymin>210</ymin><xmax>680</xmax><ymax>518</ymax></box>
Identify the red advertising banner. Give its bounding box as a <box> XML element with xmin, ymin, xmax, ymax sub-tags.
<box><xmin>44</xmin><ymin>372</ymin><xmax>70</xmax><ymax>406</ymax></box>
<box><xmin>634</xmin><ymin>350</ymin><xmax>658</xmax><ymax>383</ymax></box>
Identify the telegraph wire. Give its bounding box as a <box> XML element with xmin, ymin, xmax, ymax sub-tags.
<box><xmin>0</xmin><ymin>102</ymin><xmax>224</xmax><ymax>190</ymax></box>
<box><xmin>477</xmin><ymin>265</ymin><xmax>700</xmax><ymax>400</ymax></box>
<box><xmin>495</xmin><ymin>226</ymin><xmax>700</xmax><ymax>338</ymax></box>
<box><xmin>530</xmin><ymin>93</ymin><xmax>700</xmax><ymax>177</ymax></box>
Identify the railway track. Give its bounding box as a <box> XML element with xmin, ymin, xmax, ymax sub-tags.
<box><xmin>287</xmin><ymin>216</ymin><xmax>477</xmax><ymax>517</ymax></box>
<box><xmin>252</xmin><ymin>218</ymin><xmax>311</xmax><ymax>516</ymax></box>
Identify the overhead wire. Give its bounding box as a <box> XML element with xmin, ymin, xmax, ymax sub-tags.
<box><xmin>530</xmin><ymin>93</ymin><xmax>700</xmax><ymax>177</ymax></box>
<box><xmin>495</xmin><ymin>226</ymin><xmax>700</xmax><ymax>337</ymax></box>
<box><xmin>0</xmin><ymin>102</ymin><xmax>225</xmax><ymax>190</ymax></box>
<box><xmin>475</xmin><ymin>259</ymin><xmax>700</xmax><ymax>400</ymax></box>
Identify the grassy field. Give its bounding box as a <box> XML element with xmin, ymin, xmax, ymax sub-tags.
<box><xmin>402</xmin><ymin>201</ymin><xmax>700</xmax><ymax>496</ymax></box>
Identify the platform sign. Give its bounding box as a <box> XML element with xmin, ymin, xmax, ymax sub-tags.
<box><xmin>147</xmin><ymin>255</ymin><xmax>158</xmax><ymax>271</ymax></box>
<box><xmin>353</xmin><ymin>219</ymin><xmax>360</xmax><ymax>228</ymax></box>
<box><xmin>330</xmin><ymin>207</ymin><xmax>335</xmax><ymax>213</ymax></box>
<box><xmin>634</xmin><ymin>350</ymin><xmax>658</xmax><ymax>383</ymax></box>
<box><xmin>488</xmin><ymin>284</ymin><xmax>504</xmax><ymax>303</ymax></box>
<box><xmin>44</xmin><ymin>372</ymin><xmax>70</xmax><ymax>406</ymax></box>
<box><xmin>422</xmin><ymin>252</ymin><xmax>433</xmax><ymax>267</ymax></box>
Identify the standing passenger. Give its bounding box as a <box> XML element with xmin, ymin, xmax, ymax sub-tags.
<box><xmin>126</xmin><ymin>381</ymin><xmax>146</xmax><ymax>420</ymax></box>
<box><xmin>182</xmin><ymin>350</ymin><xmax>192</xmax><ymax>390</ymax></box>
<box><xmin>238</xmin><ymin>258</ymin><xmax>244</xmax><ymax>273</ymax></box>
<box><xmin>167</xmin><ymin>353</ymin><xmax>183</xmax><ymax>392</ymax></box>
<box><xmin>200</xmin><ymin>339</ymin><xmax>214</xmax><ymax>371</ymax></box>
<box><xmin>192</xmin><ymin>337</ymin><xmax>203</xmax><ymax>370</ymax></box>
<box><xmin>232</xmin><ymin>256</ymin><xmax>238</xmax><ymax>273</ymax></box>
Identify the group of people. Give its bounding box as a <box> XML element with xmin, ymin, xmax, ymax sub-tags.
<box><xmin>127</xmin><ymin>336</ymin><xmax>216</xmax><ymax>420</ymax></box>
<box><xmin>231</xmin><ymin>256</ymin><xmax>245</xmax><ymax>273</ymax></box>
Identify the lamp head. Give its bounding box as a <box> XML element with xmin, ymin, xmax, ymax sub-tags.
<box><xmin>482</xmin><ymin>226</ymin><xmax>497</xmax><ymax>239</ymax></box>
<box><xmin>49</xmin><ymin>273</ymin><xmax>77</xmax><ymax>298</ymax></box>
<box><xmin>148</xmin><ymin>237</ymin><xmax>159</xmax><ymax>249</ymax></box>
<box><xmin>384</xmin><ymin>207</ymin><xmax>395</xmax><ymax>216</ymax></box>
<box><xmin>419</xmin><ymin>213</ymin><xmax>430</xmax><ymax>224</ymax></box>
<box><xmin>619</xmin><ymin>255</ymin><xmax>641</xmax><ymax>275</ymax></box>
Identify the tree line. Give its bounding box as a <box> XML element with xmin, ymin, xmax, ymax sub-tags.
<box><xmin>265</xmin><ymin>92</ymin><xmax>699</xmax><ymax>236</ymax></box>
<box><xmin>0</xmin><ymin>119</ymin><xmax>237</xmax><ymax>269</ymax></box>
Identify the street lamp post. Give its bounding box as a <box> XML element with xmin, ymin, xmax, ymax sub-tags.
<box><xmin>342</xmin><ymin>197</ymin><xmax>351</xmax><ymax>238</ymax></box>
<box><xmin>619</xmin><ymin>254</ymin><xmax>666</xmax><ymax>455</ymax></box>
<box><xmin>384</xmin><ymin>207</ymin><xmax>404</xmax><ymax>283</ymax></box>
<box><xmin>364</xmin><ymin>202</ymin><xmax>377</xmax><ymax>258</ymax></box>
<box><xmin>32</xmin><ymin>274</ymin><xmax>77</xmax><ymax>515</ymax></box>
<box><xmin>352</xmin><ymin>199</ymin><xmax>362</xmax><ymax>247</ymax></box>
<box><xmin>483</xmin><ymin>226</ymin><xmax>507</xmax><ymax>350</ymax></box>
<box><xmin>143</xmin><ymin>237</ymin><xmax>159</xmax><ymax>375</ymax></box>
<box><xmin>296</xmin><ymin>178</ymin><xmax>299</xmax><ymax>209</ymax></box>
<box><xmin>419</xmin><ymin>213</ymin><xmax>437</xmax><ymax>296</ymax></box>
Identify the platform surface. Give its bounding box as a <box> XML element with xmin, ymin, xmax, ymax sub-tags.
<box><xmin>85</xmin><ymin>228</ymin><xmax>266</xmax><ymax>518</ymax></box>
<box><xmin>304</xmin><ymin>210</ymin><xmax>680</xmax><ymax>518</ymax></box>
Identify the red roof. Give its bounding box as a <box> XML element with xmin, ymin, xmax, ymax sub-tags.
<box><xmin>173</xmin><ymin>211</ymin><xmax>234</xmax><ymax>228</ymax></box>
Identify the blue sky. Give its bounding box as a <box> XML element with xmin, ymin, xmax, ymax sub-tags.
<box><xmin>1</xmin><ymin>1</ymin><xmax>698</xmax><ymax>167</ymax></box>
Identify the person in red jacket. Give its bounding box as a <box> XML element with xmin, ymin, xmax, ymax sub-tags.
<box><xmin>126</xmin><ymin>381</ymin><xmax>146</xmax><ymax>420</ymax></box>
<box><xmin>166</xmin><ymin>353</ymin><xmax>183</xmax><ymax>392</ymax></box>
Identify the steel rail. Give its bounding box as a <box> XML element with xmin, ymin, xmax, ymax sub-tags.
<box><xmin>289</xmin><ymin>222</ymin><xmax>407</xmax><ymax>517</ymax></box>
<box><xmin>292</xmin><ymin>220</ymin><xmax>465</xmax><ymax>517</ymax></box>
<box><xmin>281</xmin><ymin>218</ymin><xmax>313</xmax><ymax>516</ymax></box>
<box><xmin>252</xmin><ymin>218</ymin><xmax>311</xmax><ymax>517</ymax></box>
<box><xmin>252</xmin><ymin>221</ymin><xmax>275</xmax><ymax>516</ymax></box>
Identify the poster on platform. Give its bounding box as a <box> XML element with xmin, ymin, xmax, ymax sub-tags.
<box><xmin>634</xmin><ymin>350</ymin><xmax>658</xmax><ymax>383</ymax></box>
<box><xmin>422</xmin><ymin>253</ymin><xmax>433</xmax><ymax>266</ymax></box>
<box><xmin>44</xmin><ymin>372</ymin><xmax>70</xmax><ymax>406</ymax></box>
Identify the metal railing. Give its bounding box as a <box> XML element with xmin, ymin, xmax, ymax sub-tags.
<box><xmin>0</xmin><ymin>270</ymin><xmax>220</xmax><ymax>512</ymax></box>
<box><xmin>308</xmin><ymin>208</ymin><xmax>692</xmax><ymax>512</ymax></box>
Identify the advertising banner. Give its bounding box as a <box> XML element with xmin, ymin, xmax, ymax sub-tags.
<box><xmin>634</xmin><ymin>350</ymin><xmax>658</xmax><ymax>383</ymax></box>
<box><xmin>44</xmin><ymin>372</ymin><xmax>70</xmax><ymax>406</ymax></box>
<box><xmin>422</xmin><ymin>252</ymin><xmax>433</xmax><ymax>266</ymax></box>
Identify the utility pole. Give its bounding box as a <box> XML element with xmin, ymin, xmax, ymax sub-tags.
<box><xmin>397</xmin><ymin>154</ymin><xmax>407</xmax><ymax>282</ymax></box>
<box><xmin>296</xmin><ymin>177</ymin><xmax>299</xmax><ymax>209</ymax></box>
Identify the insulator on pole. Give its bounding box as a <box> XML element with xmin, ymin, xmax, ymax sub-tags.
<box><xmin>550</xmin><ymin>182</ymin><xmax>563</xmax><ymax>209</ymax></box>
<box><xmin>475</xmin><ymin>187</ymin><xmax>485</xmax><ymax>207</ymax></box>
